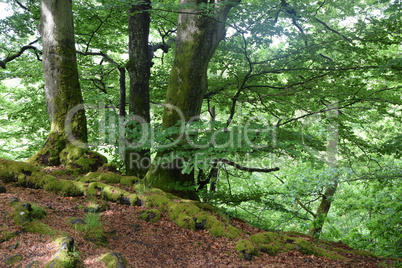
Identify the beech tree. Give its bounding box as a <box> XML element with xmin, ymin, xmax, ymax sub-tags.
<box><xmin>28</xmin><ymin>0</ymin><xmax>106</xmax><ymax>170</ymax></box>
<box><xmin>145</xmin><ymin>0</ymin><xmax>240</xmax><ymax>198</ymax></box>
<box><xmin>125</xmin><ymin>0</ymin><xmax>152</xmax><ymax>178</ymax></box>
<box><xmin>1</xmin><ymin>0</ymin><xmax>401</xmax><ymax>257</ymax></box>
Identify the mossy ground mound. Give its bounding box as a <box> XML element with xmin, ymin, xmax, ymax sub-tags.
<box><xmin>1</xmin><ymin>157</ymin><xmax>399</xmax><ymax>267</ymax></box>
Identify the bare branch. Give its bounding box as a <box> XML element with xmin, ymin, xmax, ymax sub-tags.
<box><xmin>296</xmin><ymin>199</ymin><xmax>316</xmax><ymax>217</ymax></box>
<box><xmin>77</xmin><ymin>51</ymin><xmax>121</xmax><ymax>67</ymax></box>
<box><xmin>315</xmin><ymin>17</ymin><xmax>351</xmax><ymax>42</ymax></box>
<box><xmin>220</xmin><ymin>158</ymin><xmax>280</xmax><ymax>173</ymax></box>
<box><xmin>0</xmin><ymin>45</ymin><xmax>41</xmax><ymax>69</ymax></box>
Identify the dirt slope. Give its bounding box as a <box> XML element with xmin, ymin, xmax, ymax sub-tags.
<box><xmin>0</xmin><ymin>166</ymin><xmax>400</xmax><ymax>268</ymax></box>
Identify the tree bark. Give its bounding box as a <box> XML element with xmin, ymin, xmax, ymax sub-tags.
<box><xmin>29</xmin><ymin>0</ymin><xmax>105</xmax><ymax>171</ymax></box>
<box><xmin>308</xmin><ymin>181</ymin><xmax>338</xmax><ymax>238</ymax></box>
<box><xmin>125</xmin><ymin>1</ymin><xmax>152</xmax><ymax>178</ymax></box>
<box><xmin>145</xmin><ymin>0</ymin><xmax>240</xmax><ymax>199</ymax></box>
<box><xmin>309</xmin><ymin>104</ymin><xmax>339</xmax><ymax>238</ymax></box>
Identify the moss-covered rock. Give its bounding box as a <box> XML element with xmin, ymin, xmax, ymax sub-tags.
<box><xmin>43</xmin><ymin>179</ymin><xmax>85</xmax><ymax>196</ymax></box>
<box><xmin>60</xmin><ymin>144</ymin><xmax>107</xmax><ymax>173</ymax></box>
<box><xmin>138</xmin><ymin>209</ymin><xmax>161</xmax><ymax>223</ymax></box>
<box><xmin>44</xmin><ymin>237</ymin><xmax>80</xmax><ymax>268</ymax></box>
<box><xmin>249</xmin><ymin>232</ymin><xmax>283</xmax><ymax>255</ymax></box>
<box><xmin>99</xmin><ymin>252</ymin><xmax>127</xmax><ymax>268</ymax></box>
<box><xmin>175</xmin><ymin>214</ymin><xmax>196</xmax><ymax>230</ymax></box>
<box><xmin>10</xmin><ymin>202</ymin><xmax>46</xmax><ymax>225</ymax></box>
<box><xmin>235</xmin><ymin>239</ymin><xmax>257</xmax><ymax>260</ymax></box>
<box><xmin>77</xmin><ymin>172</ymin><xmax>140</xmax><ymax>187</ymax></box>
<box><xmin>141</xmin><ymin>193</ymin><xmax>173</xmax><ymax>210</ymax></box>
<box><xmin>168</xmin><ymin>202</ymin><xmax>200</xmax><ymax>221</ymax></box>
<box><xmin>3</xmin><ymin>254</ymin><xmax>23</xmax><ymax>266</ymax></box>
<box><xmin>85</xmin><ymin>182</ymin><xmax>131</xmax><ymax>203</ymax></box>
<box><xmin>0</xmin><ymin>230</ymin><xmax>18</xmax><ymax>243</ymax></box>
<box><xmin>0</xmin><ymin>158</ymin><xmax>39</xmax><ymax>183</ymax></box>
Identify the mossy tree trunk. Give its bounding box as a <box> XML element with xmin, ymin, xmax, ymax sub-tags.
<box><xmin>29</xmin><ymin>0</ymin><xmax>105</xmax><ymax>170</ymax></box>
<box><xmin>145</xmin><ymin>0</ymin><xmax>240</xmax><ymax>199</ymax></box>
<box><xmin>308</xmin><ymin>181</ymin><xmax>338</xmax><ymax>238</ymax></box>
<box><xmin>125</xmin><ymin>1</ymin><xmax>151</xmax><ymax>178</ymax></box>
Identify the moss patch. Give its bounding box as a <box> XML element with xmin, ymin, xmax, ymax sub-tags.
<box><xmin>3</xmin><ymin>254</ymin><xmax>23</xmax><ymax>266</ymax></box>
<box><xmin>77</xmin><ymin>172</ymin><xmax>140</xmax><ymax>186</ymax></box>
<box><xmin>235</xmin><ymin>239</ymin><xmax>257</xmax><ymax>260</ymax></box>
<box><xmin>60</xmin><ymin>144</ymin><xmax>107</xmax><ymax>173</ymax></box>
<box><xmin>0</xmin><ymin>230</ymin><xmax>18</xmax><ymax>243</ymax></box>
<box><xmin>99</xmin><ymin>252</ymin><xmax>127</xmax><ymax>268</ymax></box>
<box><xmin>0</xmin><ymin>158</ymin><xmax>39</xmax><ymax>183</ymax></box>
<box><xmin>44</xmin><ymin>237</ymin><xmax>80</xmax><ymax>268</ymax></box>
<box><xmin>138</xmin><ymin>209</ymin><xmax>162</xmax><ymax>223</ymax></box>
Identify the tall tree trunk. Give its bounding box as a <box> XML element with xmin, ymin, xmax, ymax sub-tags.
<box><xmin>309</xmin><ymin>104</ymin><xmax>339</xmax><ymax>238</ymax></box>
<box><xmin>125</xmin><ymin>0</ymin><xmax>152</xmax><ymax>178</ymax></box>
<box><xmin>29</xmin><ymin>0</ymin><xmax>106</xmax><ymax>171</ymax></box>
<box><xmin>145</xmin><ymin>0</ymin><xmax>240</xmax><ymax>199</ymax></box>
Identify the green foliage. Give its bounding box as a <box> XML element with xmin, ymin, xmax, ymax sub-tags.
<box><xmin>0</xmin><ymin>0</ymin><xmax>401</xmax><ymax>258</ymax></box>
<box><xmin>74</xmin><ymin>212</ymin><xmax>106</xmax><ymax>246</ymax></box>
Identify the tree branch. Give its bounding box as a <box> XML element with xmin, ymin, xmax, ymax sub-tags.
<box><xmin>0</xmin><ymin>45</ymin><xmax>41</xmax><ymax>69</ymax></box>
<box><xmin>220</xmin><ymin>158</ymin><xmax>280</xmax><ymax>173</ymax></box>
<box><xmin>315</xmin><ymin>17</ymin><xmax>351</xmax><ymax>42</ymax></box>
<box><xmin>77</xmin><ymin>51</ymin><xmax>121</xmax><ymax>67</ymax></box>
<box><xmin>296</xmin><ymin>199</ymin><xmax>316</xmax><ymax>217</ymax></box>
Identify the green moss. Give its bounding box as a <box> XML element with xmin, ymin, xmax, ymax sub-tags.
<box><xmin>0</xmin><ymin>230</ymin><xmax>18</xmax><ymax>243</ymax></box>
<box><xmin>175</xmin><ymin>215</ymin><xmax>196</xmax><ymax>230</ymax></box>
<box><xmin>3</xmin><ymin>254</ymin><xmax>23</xmax><ymax>266</ymax></box>
<box><xmin>226</xmin><ymin>225</ymin><xmax>242</xmax><ymax>239</ymax></box>
<box><xmin>30</xmin><ymin>204</ymin><xmax>47</xmax><ymax>220</ymax></box>
<box><xmin>10</xmin><ymin>203</ymin><xmax>33</xmax><ymax>225</ymax></box>
<box><xmin>99</xmin><ymin>252</ymin><xmax>127</xmax><ymax>268</ymax></box>
<box><xmin>168</xmin><ymin>203</ymin><xmax>200</xmax><ymax>221</ymax></box>
<box><xmin>120</xmin><ymin>176</ymin><xmax>140</xmax><ymax>186</ymax></box>
<box><xmin>74</xmin><ymin>213</ymin><xmax>106</xmax><ymax>246</ymax></box>
<box><xmin>351</xmin><ymin>249</ymin><xmax>378</xmax><ymax>258</ymax></box>
<box><xmin>128</xmin><ymin>194</ymin><xmax>140</xmax><ymax>206</ymax></box>
<box><xmin>43</xmin><ymin>179</ymin><xmax>84</xmax><ymax>196</ymax></box>
<box><xmin>208</xmin><ymin>221</ymin><xmax>226</xmax><ymax>237</ymax></box>
<box><xmin>142</xmin><ymin>194</ymin><xmax>173</xmax><ymax>210</ymax></box>
<box><xmin>60</xmin><ymin>144</ymin><xmax>107</xmax><ymax>173</ymax></box>
<box><xmin>25</xmin><ymin>220</ymin><xmax>62</xmax><ymax>237</ymax></box>
<box><xmin>84</xmin><ymin>201</ymin><xmax>108</xmax><ymax>213</ymax></box>
<box><xmin>292</xmin><ymin>238</ymin><xmax>344</xmax><ymax>260</ymax></box>
<box><xmin>138</xmin><ymin>209</ymin><xmax>161</xmax><ymax>223</ymax></box>
<box><xmin>44</xmin><ymin>237</ymin><xmax>81</xmax><ymax>268</ymax></box>
<box><xmin>250</xmin><ymin>232</ymin><xmax>279</xmax><ymax>244</ymax></box>
<box><xmin>85</xmin><ymin>182</ymin><xmax>130</xmax><ymax>202</ymax></box>
<box><xmin>235</xmin><ymin>239</ymin><xmax>257</xmax><ymax>259</ymax></box>
<box><xmin>0</xmin><ymin>158</ymin><xmax>39</xmax><ymax>183</ymax></box>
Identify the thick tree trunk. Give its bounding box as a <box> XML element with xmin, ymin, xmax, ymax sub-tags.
<box><xmin>145</xmin><ymin>0</ymin><xmax>240</xmax><ymax>199</ymax></box>
<box><xmin>124</xmin><ymin>1</ymin><xmax>152</xmax><ymax>178</ymax></box>
<box><xmin>29</xmin><ymin>0</ymin><xmax>105</xmax><ymax>171</ymax></box>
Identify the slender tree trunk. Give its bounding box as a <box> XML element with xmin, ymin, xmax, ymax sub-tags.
<box><xmin>145</xmin><ymin>0</ymin><xmax>240</xmax><ymax>199</ymax></box>
<box><xmin>309</xmin><ymin>104</ymin><xmax>339</xmax><ymax>238</ymax></box>
<box><xmin>308</xmin><ymin>181</ymin><xmax>338</xmax><ymax>237</ymax></box>
<box><xmin>125</xmin><ymin>1</ymin><xmax>152</xmax><ymax>178</ymax></box>
<box><xmin>29</xmin><ymin>0</ymin><xmax>106</xmax><ymax>171</ymax></box>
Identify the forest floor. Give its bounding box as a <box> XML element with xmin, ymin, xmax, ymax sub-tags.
<box><xmin>0</xmin><ymin>171</ymin><xmax>400</xmax><ymax>268</ymax></box>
